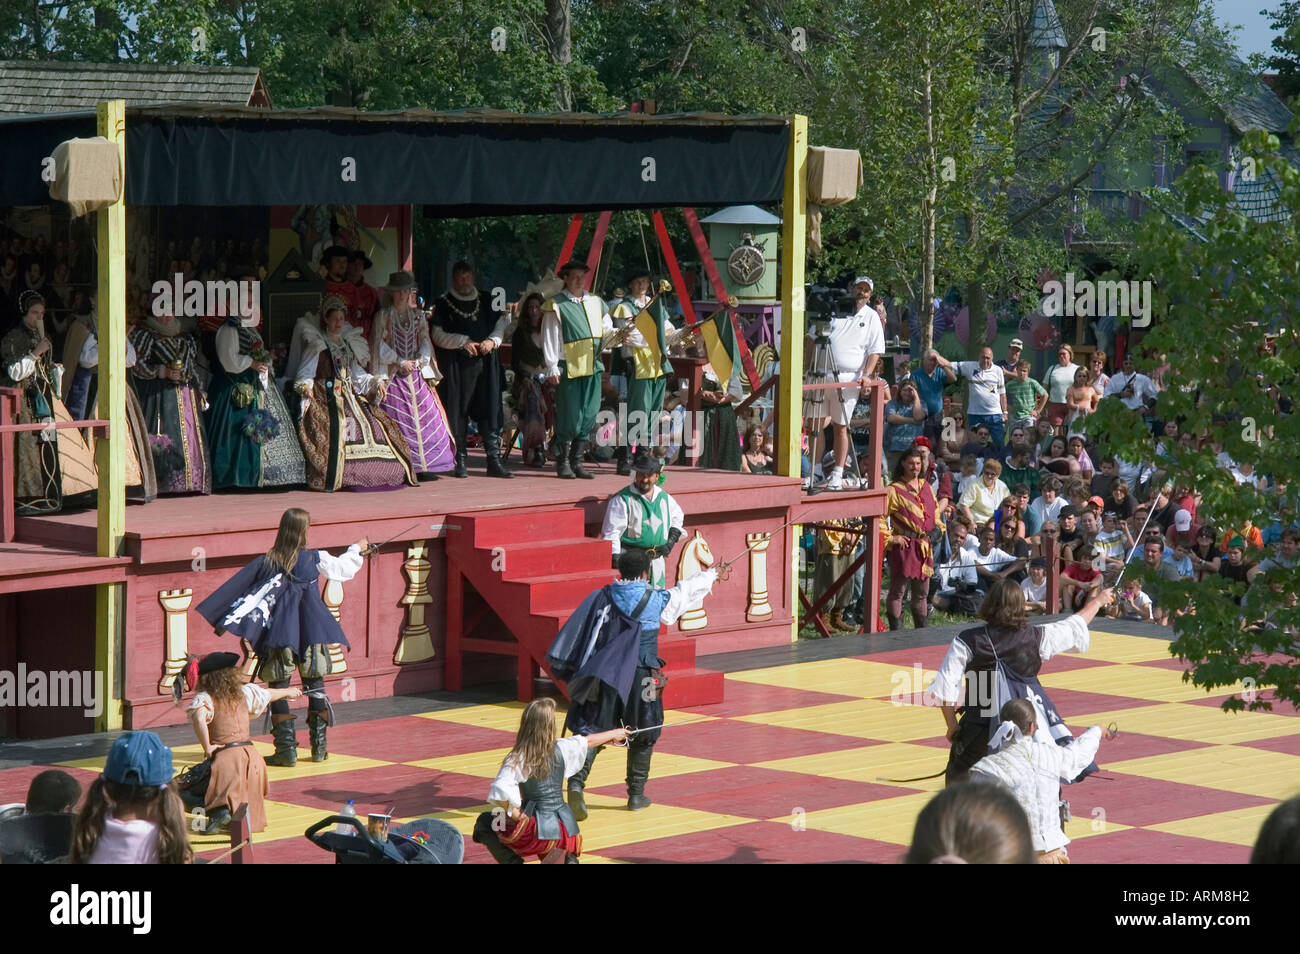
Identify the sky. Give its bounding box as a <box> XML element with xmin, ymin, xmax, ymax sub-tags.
<box><xmin>1212</xmin><ymin>0</ymin><xmax>1283</xmax><ymax>60</ymax></box>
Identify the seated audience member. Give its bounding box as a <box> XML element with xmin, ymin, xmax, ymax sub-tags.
<box><xmin>1218</xmin><ymin>538</ymin><xmax>1256</xmax><ymax>595</ymax></box>
<box><xmin>905</xmin><ymin>782</ymin><xmax>1035</xmax><ymax>865</ymax></box>
<box><xmin>1113</xmin><ymin>577</ymin><xmax>1153</xmax><ymax>621</ymax></box>
<box><xmin>1189</xmin><ymin>525</ymin><xmax>1222</xmax><ymax>581</ymax></box>
<box><xmin>955</xmin><ymin>454</ymin><xmax>981</xmax><ymax>497</ymax></box>
<box><xmin>1037</xmin><ymin>519</ymin><xmax>1061</xmax><ymax>563</ymax></box>
<box><xmin>969</xmin><ymin>698</ymin><xmax>1102</xmax><ymax>864</ymax></box>
<box><xmin>1141</xmin><ymin>539</ymin><xmax>1184</xmax><ymax>624</ymax></box>
<box><xmin>1066</xmin><ymin>435</ymin><xmax>1094</xmax><ymax>481</ymax></box>
<box><xmin>1251</xmin><ymin>796</ymin><xmax>1300</xmax><ymax>864</ymax></box>
<box><xmin>1250</xmin><ymin>528</ymin><xmax>1300</xmax><ymax>584</ymax></box>
<box><xmin>1020</xmin><ymin>558</ymin><xmax>1049</xmax><ymax>612</ymax></box>
<box><xmin>1060</xmin><ymin>545</ymin><xmax>1104</xmax><ymax>611</ymax></box>
<box><xmin>1220</xmin><ymin>523</ymin><xmax>1264</xmax><ymax>555</ymax></box>
<box><xmin>1165</xmin><ymin>507</ymin><xmax>1196</xmax><ymax>551</ymax></box>
<box><xmin>958</xmin><ymin>458</ymin><xmax>1009</xmax><ymax>528</ymax></box>
<box><xmin>995</xmin><ymin>518</ymin><xmax>1031</xmax><ymax>582</ymax></box>
<box><xmin>959</xmin><ymin>422</ymin><xmax>998</xmax><ymax>465</ymax></box>
<box><xmin>69</xmin><ymin>731</ymin><xmax>192</xmax><ymax>864</ymax></box>
<box><xmin>1090</xmin><ymin>457</ymin><xmax>1118</xmax><ymax>499</ymax></box>
<box><xmin>1056</xmin><ymin>507</ymin><xmax>1083</xmax><ymax>562</ymax></box>
<box><xmin>931</xmin><ymin>523</ymin><xmax>982</xmax><ymax>616</ymax></box>
<box><xmin>972</xmin><ymin>524</ymin><xmax>1022</xmax><ymax>589</ymax></box>
<box><xmin>1014</xmin><ymin>484</ymin><xmax>1041</xmax><ymax>540</ymax></box>
<box><xmin>993</xmin><ymin>495</ymin><xmax>1026</xmax><ymax>540</ymax></box>
<box><xmin>1028</xmin><ymin>476</ymin><xmax>1066</xmax><ymax>527</ymax></box>
<box><xmin>1038</xmin><ymin>436</ymin><xmax>1075</xmax><ymax>477</ymax></box>
<box><xmin>0</xmin><ymin>770</ymin><xmax>83</xmax><ymax>864</ymax></box>
<box><xmin>1096</xmin><ymin>511</ymin><xmax>1129</xmax><ymax>570</ymax></box>
<box><xmin>1001</xmin><ymin>444</ymin><xmax>1040</xmax><ymax>503</ymax></box>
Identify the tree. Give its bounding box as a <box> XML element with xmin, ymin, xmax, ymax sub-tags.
<box><xmin>1089</xmin><ymin>126</ymin><xmax>1300</xmax><ymax>712</ymax></box>
<box><xmin>1266</xmin><ymin>0</ymin><xmax>1300</xmax><ymax>103</ymax></box>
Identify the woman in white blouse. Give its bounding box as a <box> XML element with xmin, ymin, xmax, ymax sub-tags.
<box><xmin>1041</xmin><ymin>344</ymin><xmax>1080</xmax><ymax>426</ymax></box>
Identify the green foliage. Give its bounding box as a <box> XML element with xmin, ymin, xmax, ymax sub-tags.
<box><xmin>1093</xmin><ymin>126</ymin><xmax>1300</xmax><ymax>711</ymax></box>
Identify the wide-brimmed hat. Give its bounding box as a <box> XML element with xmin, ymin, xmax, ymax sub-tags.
<box><xmin>320</xmin><ymin>245</ymin><xmax>351</xmax><ymax>265</ymax></box>
<box><xmin>557</xmin><ymin>259</ymin><xmax>590</xmax><ymax>276</ymax></box>
<box><xmin>631</xmin><ymin>450</ymin><xmax>663</xmax><ymax>474</ymax></box>
<box><xmin>385</xmin><ymin>271</ymin><xmax>417</xmax><ymax>292</ymax></box>
<box><xmin>349</xmin><ymin>249</ymin><xmax>374</xmax><ymax>269</ymax></box>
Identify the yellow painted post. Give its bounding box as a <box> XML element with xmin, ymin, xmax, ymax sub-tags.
<box><xmin>779</xmin><ymin>115</ymin><xmax>808</xmax><ymax>642</ymax></box>
<box><xmin>95</xmin><ymin>100</ymin><xmax>127</xmax><ymax>731</ymax></box>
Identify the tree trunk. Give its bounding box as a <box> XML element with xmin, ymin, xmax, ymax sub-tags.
<box><xmin>920</xmin><ymin>39</ymin><xmax>937</xmax><ymax>356</ymax></box>
<box><xmin>544</xmin><ymin>0</ymin><xmax>574</xmax><ymax>111</ymax></box>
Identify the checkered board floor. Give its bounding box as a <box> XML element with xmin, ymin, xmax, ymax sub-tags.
<box><xmin>3</xmin><ymin>630</ymin><xmax>1296</xmax><ymax>863</ymax></box>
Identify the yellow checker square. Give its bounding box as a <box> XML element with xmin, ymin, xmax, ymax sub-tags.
<box><xmin>188</xmin><ymin>799</ymin><xmax>339</xmax><ymax>851</ymax></box>
<box><xmin>736</xmin><ymin>698</ymin><xmax>948</xmax><ymax>743</ymax></box>
<box><xmin>1146</xmin><ymin>804</ymin><xmax>1281</xmax><ymax>848</ymax></box>
<box><xmin>575</xmin><ymin>792</ymin><xmax>752</xmax><ymax>853</ymax></box>
<box><xmin>1082</xmin><ymin>630</ymin><xmax>1176</xmax><ymax>664</ymax></box>
<box><xmin>1038</xmin><ymin>663</ymin><xmax>1237</xmax><ymax>704</ymax></box>
<box><xmin>1105</xmin><ymin>745</ymin><xmax>1300</xmax><ymax>800</ymax></box>
<box><xmin>726</xmin><ymin>658</ymin><xmax>926</xmax><ymax>699</ymax></box>
<box><xmin>1062</xmin><ymin>816</ymin><xmax>1133</xmax><ymax>842</ymax></box>
<box><xmin>799</xmin><ymin>792</ymin><xmax>935</xmax><ymax>847</ymax></box>
<box><xmin>60</xmin><ymin>745</ymin><xmax>392</xmax><ymax>780</ymax></box>
<box><xmin>757</xmin><ymin>742</ymin><xmax>947</xmax><ymax>792</ymax></box>
<box><xmin>1068</xmin><ymin>702</ymin><xmax>1297</xmax><ymax>745</ymax></box>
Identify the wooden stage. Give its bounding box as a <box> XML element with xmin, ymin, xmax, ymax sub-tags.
<box><xmin>0</xmin><ymin>453</ymin><xmax>887</xmax><ymax>738</ymax></box>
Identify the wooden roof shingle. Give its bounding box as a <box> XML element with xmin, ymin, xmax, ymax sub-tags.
<box><xmin>0</xmin><ymin>60</ymin><xmax>269</xmax><ymax>115</ymax></box>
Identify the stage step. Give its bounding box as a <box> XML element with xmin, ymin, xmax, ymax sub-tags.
<box><xmin>446</xmin><ymin>508</ymin><xmax>724</xmax><ymax>708</ymax></box>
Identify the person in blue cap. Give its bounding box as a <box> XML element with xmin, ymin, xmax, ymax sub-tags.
<box><xmin>70</xmin><ymin>730</ymin><xmax>191</xmax><ymax>864</ymax></box>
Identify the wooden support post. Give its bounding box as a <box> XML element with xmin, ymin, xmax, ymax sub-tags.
<box><xmin>445</xmin><ymin>562</ymin><xmax>464</xmax><ymax>692</ymax></box>
<box><xmin>94</xmin><ymin>99</ymin><xmax>127</xmax><ymax>732</ymax></box>
<box><xmin>517</xmin><ymin>650</ymin><xmax>535</xmax><ymax>703</ymax></box>
<box><xmin>779</xmin><ymin>115</ymin><xmax>808</xmax><ymax>643</ymax></box>
<box><xmin>584</xmin><ymin>211</ymin><xmax>613</xmax><ymax>290</ymax></box>
<box><xmin>230</xmin><ymin>803</ymin><xmax>252</xmax><ymax>864</ymax></box>
<box><xmin>1045</xmin><ymin>536</ymin><xmax>1060</xmax><ymax>614</ymax></box>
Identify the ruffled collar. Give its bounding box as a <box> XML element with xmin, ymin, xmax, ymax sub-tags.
<box><xmin>297</xmin><ymin>313</ymin><xmax>367</xmax><ymax>363</ymax></box>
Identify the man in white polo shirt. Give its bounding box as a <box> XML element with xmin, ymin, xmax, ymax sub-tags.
<box><xmin>934</xmin><ymin>346</ymin><xmax>1008</xmax><ymax>449</ymax></box>
<box><xmin>809</xmin><ymin>275</ymin><xmax>884</xmax><ymax>491</ymax></box>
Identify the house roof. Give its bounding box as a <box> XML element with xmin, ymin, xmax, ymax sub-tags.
<box><xmin>0</xmin><ymin>60</ymin><xmax>270</xmax><ymax>115</ymax></box>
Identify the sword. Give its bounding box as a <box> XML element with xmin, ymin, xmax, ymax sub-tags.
<box><xmin>714</xmin><ymin>515</ymin><xmax>808</xmax><ymax>580</ymax></box>
<box><xmin>361</xmin><ymin>522</ymin><xmax>423</xmax><ymax>557</ymax></box>
<box><xmin>613</xmin><ymin>721</ymin><xmax>665</xmax><ymax>745</ymax></box>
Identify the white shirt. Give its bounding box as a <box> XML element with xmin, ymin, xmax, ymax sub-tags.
<box><xmin>1104</xmin><ymin>371</ymin><xmax>1158</xmax><ymax>411</ymax></box>
<box><xmin>1028</xmin><ymin>494</ymin><xmax>1065</xmax><ymax>525</ymax></box>
<box><xmin>1119</xmin><ymin>589</ymin><xmax>1153</xmax><ymax>617</ymax></box>
<box><xmin>430</xmin><ymin>291</ymin><xmax>511</xmax><ymax>350</ymax></box>
<box><xmin>973</xmin><ymin>546</ymin><xmax>1018</xmax><ymax>574</ymax></box>
<box><xmin>79</xmin><ymin>333</ymin><xmax>138</xmax><ymax>370</ymax></box>
<box><xmin>970</xmin><ymin>728</ymin><xmax>1102</xmax><ymax>852</ymax></box>
<box><xmin>927</xmin><ymin>614</ymin><xmax>1091</xmax><ymax>705</ymax></box>
<box><xmin>825</xmin><ymin>304</ymin><xmax>885</xmax><ymax>377</ymax></box>
<box><xmin>1021</xmin><ymin>577</ymin><xmax>1048</xmax><ymax>602</ymax></box>
<box><xmin>959</xmin><ymin>478</ymin><xmax>1010</xmax><ymax>524</ymax></box>
<box><xmin>317</xmin><ymin>545</ymin><xmax>366</xmax><ymax>582</ymax></box>
<box><xmin>934</xmin><ymin>548</ymin><xmax>978</xmax><ymax>591</ymax></box>
<box><xmin>541</xmin><ymin>291</ymin><xmax>613</xmax><ymax>378</ymax></box>
<box><xmin>601</xmin><ymin>485</ymin><xmax>685</xmax><ymax>557</ymax></box>
<box><xmin>1043</xmin><ymin>362</ymin><xmax>1081</xmax><ymax>403</ymax></box>
<box><xmin>488</xmin><ymin>735</ymin><xmax>590</xmax><ymax>810</ymax></box>
<box><xmin>953</xmin><ymin>361</ymin><xmax>1006</xmax><ymax>416</ymax></box>
<box><xmin>186</xmin><ymin>682</ymin><xmax>272</xmax><ymax>723</ymax></box>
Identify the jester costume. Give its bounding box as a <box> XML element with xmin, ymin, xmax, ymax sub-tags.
<box><xmin>542</xmin><ymin>281</ymin><xmax>612</xmax><ymax>479</ymax></box>
<box><xmin>204</xmin><ymin>316</ymin><xmax>305</xmax><ymax>490</ymax></box>
<box><xmin>884</xmin><ymin>476</ymin><xmax>938</xmax><ymax>629</ymax></box>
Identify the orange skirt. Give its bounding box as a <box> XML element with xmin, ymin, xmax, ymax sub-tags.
<box><xmin>206</xmin><ymin>744</ymin><xmax>269</xmax><ymax>833</ymax></box>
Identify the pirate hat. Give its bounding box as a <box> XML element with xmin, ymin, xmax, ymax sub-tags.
<box><xmin>631</xmin><ymin>450</ymin><xmax>663</xmax><ymax>474</ymax></box>
<box><xmin>557</xmin><ymin>259</ymin><xmax>590</xmax><ymax>276</ymax></box>
<box><xmin>320</xmin><ymin>244</ymin><xmax>351</xmax><ymax>265</ymax></box>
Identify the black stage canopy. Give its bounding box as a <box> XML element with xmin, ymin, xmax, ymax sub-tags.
<box><xmin>0</xmin><ymin>105</ymin><xmax>790</xmax><ymax>215</ymax></box>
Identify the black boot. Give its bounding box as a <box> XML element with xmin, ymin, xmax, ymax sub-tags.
<box><xmin>472</xmin><ymin>812</ymin><xmax>524</xmax><ymax>864</ymax></box>
<box><xmin>567</xmin><ymin>748</ymin><xmax>598</xmax><ymax>821</ymax></box>
<box><xmin>564</xmin><ymin>853</ymin><xmax>580</xmax><ymax>864</ymax></box>
<box><xmin>570</xmin><ymin>440</ymin><xmax>594</xmax><ymax>480</ymax></box>
<box><xmin>484</xmin><ymin>433</ymin><xmax>514</xmax><ymax>478</ymax></box>
<box><xmin>453</xmin><ymin>450</ymin><xmax>469</xmax><ymax>478</ymax></box>
<box><xmin>203</xmin><ymin>806</ymin><xmax>231</xmax><ymax>834</ymax></box>
<box><xmin>615</xmin><ymin>446</ymin><xmax>631</xmax><ymax>476</ymax></box>
<box><xmin>264</xmin><ymin>715</ymin><xmax>297</xmax><ymax>767</ymax></box>
<box><xmin>555</xmin><ymin>442</ymin><xmax>575</xmax><ymax>479</ymax></box>
<box><xmin>626</xmin><ymin>745</ymin><xmax>653</xmax><ymax>811</ymax></box>
<box><xmin>307</xmin><ymin>710</ymin><xmax>329</xmax><ymax>762</ymax></box>
<box><xmin>911</xmin><ymin>603</ymin><xmax>929</xmax><ymax>628</ymax></box>
<box><xmin>887</xmin><ymin>612</ymin><xmax>903</xmax><ymax>631</ymax></box>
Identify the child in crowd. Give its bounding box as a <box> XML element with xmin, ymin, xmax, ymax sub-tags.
<box><xmin>0</xmin><ymin>770</ymin><xmax>83</xmax><ymax>864</ymax></box>
<box><xmin>1060</xmin><ymin>545</ymin><xmax>1104</xmax><ymax>611</ymax></box>
<box><xmin>1113</xmin><ymin>576</ymin><xmax>1153</xmax><ymax>621</ymax></box>
<box><xmin>956</xmin><ymin>454</ymin><xmax>981</xmax><ymax>497</ymax></box>
<box><xmin>69</xmin><ymin>731</ymin><xmax>191</xmax><ymax>864</ymax></box>
<box><xmin>1020</xmin><ymin>557</ymin><xmax>1049</xmax><ymax>612</ymax></box>
<box><xmin>1095</xmin><ymin>510</ymin><xmax>1129</xmax><ymax>580</ymax></box>
<box><xmin>969</xmin><ymin>698</ymin><xmax>1102</xmax><ymax>864</ymax></box>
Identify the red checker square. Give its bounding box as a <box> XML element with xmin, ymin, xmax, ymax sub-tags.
<box><xmin>1037</xmin><ymin>655</ymin><xmax>1113</xmax><ymax>673</ymax></box>
<box><xmin>1044</xmin><ymin>688</ymin><xmax>1165</xmax><ymax>714</ymax></box>
<box><xmin>313</xmin><ymin>715</ymin><xmax>515</xmax><ymax>762</ymax></box>
<box><xmin>1094</xmin><ymin>731</ymin><xmax>1210</xmax><ymax>761</ymax></box>
<box><xmin>1063</xmin><ymin>773</ymin><xmax>1274</xmax><ymax>828</ymax></box>
<box><xmin>0</xmin><ymin>764</ymin><xmax>102</xmax><ymax>805</ymax></box>
<box><xmin>853</xmin><ymin>646</ymin><xmax>949</xmax><ymax>667</ymax></box>
<box><xmin>596</xmin><ymin>820</ymin><xmax>906</xmax><ymax>864</ymax></box>
<box><xmin>1241</xmin><ymin>734</ymin><xmax>1300</xmax><ymax>756</ymax></box>
<box><xmin>1186</xmin><ymin>692</ymin><xmax>1300</xmax><ymax>717</ymax></box>
<box><xmin>270</xmin><ymin>764</ymin><xmax>490</xmax><ymax>816</ymax></box>
<box><xmin>1134</xmin><ymin>657</ymin><xmax>1187</xmax><ymax>671</ymax></box>
<box><xmin>677</xmin><ymin>680</ymin><xmax>857</xmax><ymax>717</ymax></box>
<box><xmin>1066</xmin><ymin>827</ymin><xmax>1249</xmax><ymax>864</ymax></box>
<box><xmin>654</xmin><ymin>718</ymin><xmax>878</xmax><ymax>764</ymax></box>
<box><xmin>590</xmin><ymin>765</ymin><xmax>910</xmax><ymax>818</ymax></box>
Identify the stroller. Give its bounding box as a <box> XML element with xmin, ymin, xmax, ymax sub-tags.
<box><xmin>305</xmin><ymin>814</ymin><xmax>464</xmax><ymax>864</ymax></box>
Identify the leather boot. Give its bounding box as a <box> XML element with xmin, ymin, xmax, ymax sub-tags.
<box><xmin>626</xmin><ymin>745</ymin><xmax>653</xmax><ymax>811</ymax></box>
<box><xmin>484</xmin><ymin>433</ymin><xmax>514</xmax><ymax>478</ymax></box>
<box><xmin>472</xmin><ymin>812</ymin><xmax>524</xmax><ymax>864</ymax></box>
<box><xmin>831</xmin><ymin>611</ymin><xmax>856</xmax><ymax>632</ymax></box>
<box><xmin>570</xmin><ymin>440</ymin><xmax>594</xmax><ymax>479</ymax></box>
<box><xmin>307</xmin><ymin>710</ymin><xmax>329</xmax><ymax>762</ymax></box>
<box><xmin>615</xmin><ymin>445</ymin><xmax>631</xmax><ymax>476</ymax></box>
<box><xmin>264</xmin><ymin>714</ymin><xmax>297</xmax><ymax>767</ymax></box>
<box><xmin>555</xmin><ymin>442</ymin><xmax>574</xmax><ymax>479</ymax></box>
<box><xmin>203</xmin><ymin>806</ymin><xmax>232</xmax><ymax>834</ymax></box>
<box><xmin>567</xmin><ymin>748</ymin><xmax>598</xmax><ymax>821</ymax></box>
<box><xmin>887</xmin><ymin>612</ymin><xmax>903</xmax><ymax>631</ymax></box>
<box><xmin>911</xmin><ymin>603</ymin><xmax>929</xmax><ymax>628</ymax></box>
<box><xmin>453</xmin><ymin>450</ymin><xmax>469</xmax><ymax>478</ymax></box>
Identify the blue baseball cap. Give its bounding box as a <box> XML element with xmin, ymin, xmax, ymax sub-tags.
<box><xmin>103</xmin><ymin>731</ymin><xmax>174</xmax><ymax>787</ymax></box>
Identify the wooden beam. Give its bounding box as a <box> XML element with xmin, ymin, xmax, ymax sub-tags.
<box><xmin>95</xmin><ymin>99</ymin><xmax>127</xmax><ymax>732</ymax></box>
<box><xmin>779</xmin><ymin>116</ymin><xmax>808</xmax><ymax>644</ymax></box>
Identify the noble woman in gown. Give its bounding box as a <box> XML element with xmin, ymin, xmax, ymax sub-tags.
<box><xmin>370</xmin><ymin>272</ymin><xmax>455</xmax><ymax>479</ymax></box>
<box><xmin>204</xmin><ymin>290</ymin><xmax>305</xmax><ymax>490</ymax></box>
<box><xmin>129</xmin><ymin>307</ymin><xmax>212</xmax><ymax>495</ymax></box>
<box><xmin>288</xmin><ymin>294</ymin><xmax>416</xmax><ymax>492</ymax></box>
<box><xmin>0</xmin><ymin>291</ymin><xmax>97</xmax><ymax>512</ymax></box>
